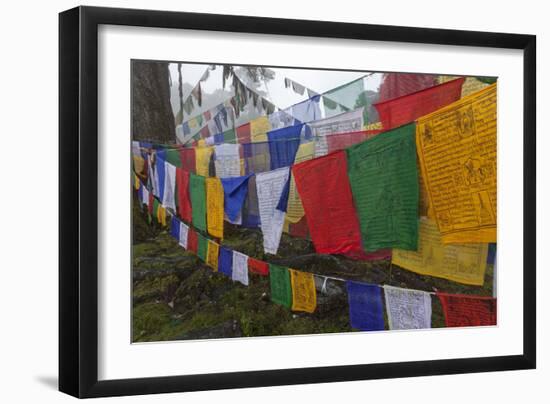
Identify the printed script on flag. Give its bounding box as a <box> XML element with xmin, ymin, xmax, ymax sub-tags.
<box><xmin>392</xmin><ymin>218</ymin><xmax>488</xmax><ymax>286</ymax></box>
<box><xmin>416</xmin><ymin>84</ymin><xmax>497</xmax><ymax>243</ymax></box>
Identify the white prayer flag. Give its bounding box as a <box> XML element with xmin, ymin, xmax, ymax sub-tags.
<box><xmin>232</xmin><ymin>251</ymin><xmax>249</xmax><ymax>286</ymax></box>
<box><xmin>214</xmin><ymin>144</ymin><xmax>241</xmax><ymax>178</ymax></box>
<box><xmin>179</xmin><ymin>222</ymin><xmax>189</xmax><ymax>249</ymax></box>
<box><xmin>383</xmin><ymin>285</ymin><xmax>432</xmax><ymax>330</ymax></box>
<box><xmin>309</xmin><ymin>108</ymin><xmax>364</xmax><ymax>157</ymax></box>
<box><xmin>256</xmin><ymin>167</ymin><xmax>290</xmax><ymax>255</ymax></box>
<box><xmin>132</xmin><ymin>141</ymin><xmax>141</xmax><ymax>157</ymax></box>
<box><xmin>149</xmin><ymin>155</ymin><xmax>159</xmax><ymax>198</ymax></box>
<box><xmin>162</xmin><ymin>161</ymin><xmax>177</xmax><ymax>211</ymax></box>
<box><xmin>141</xmin><ymin>185</ymin><xmax>149</xmax><ymax>207</ymax></box>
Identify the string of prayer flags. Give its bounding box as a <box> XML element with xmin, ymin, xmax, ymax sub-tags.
<box><xmin>392</xmin><ymin>218</ymin><xmax>488</xmax><ymax>286</ymax></box>
<box><xmin>292</xmin><ymin>150</ymin><xmax>365</xmax><ymax>257</ymax></box>
<box><xmin>269</xmin><ymin>264</ymin><xmax>292</xmax><ymax>309</ymax></box>
<box><xmin>189</xmin><ymin>173</ymin><xmax>207</xmax><ymax>232</ymax></box>
<box><xmin>205</xmin><ymin>177</ymin><xmax>224</xmax><ymax>239</ymax></box>
<box><xmin>416</xmin><ymin>84</ymin><xmax>497</xmax><ymax>243</ymax></box>
<box><xmin>290</xmin><ymin>269</ymin><xmax>317</xmax><ymax>313</ymax></box>
<box><xmin>248</xmin><ymin>257</ymin><xmax>269</xmax><ymax>276</ymax></box>
<box><xmin>346</xmin><ymin>281</ymin><xmax>385</xmax><ymax>331</ymax></box>
<box><xmin>170</xmin><ymin>216</ymin><xmax>180</xmax><ymax>241</ymax></box>
<box><xmin>162</xmin><ymin>161</ymin><xmax>177</xmax><ymax>211</ymax></box>
<box><xmin>187</xmin><ymin>227</ymin><xmax>198</xmax><ymax>254</ymax></box>
<box><xmin>437</xmin><ymin>293</ymin><xmax>497</xmax><ymax>327</ymax></box>
<box><xmin>374</xmin><ymin>78</ymin><xmax>465</xmax><ymax>131</ymax></box>
<box><xmin>195</xmin><ymin>146</ymin><xmax>213</xmax><ymax>177</ymax></box>
<box><xmin>176</xmin><ymin>168</ymin><xmax>193</xmax><ymax>223</ymax></box>
<box><xmin>218</xmin><ymin>246</ymin><xmax>233</xmax><ymax>278</ymax></box>
<box><xmin>220</xmin><ymin>175</ymin><xmax>252</xmax><ymax>222</ymax></box>
<box><xmin>206</xmin><ymin>240</ymin><xmax>219</xmax><ymax>270</ymax></box>
<box><xmin>346</xmin><ymin>123</ymin><xmax>419</xmax><ymax>252</ymax></box>
<box><xmin>256</xmin><ymin>167</ymin><xmax>290</xmax><ymax>254</ymax></box>
<box><xmin>285</xmin><ymin>142</ymin><xmax>314</xmax><ymax>224</ymax></box>
<box><xmin>179</xmin><ymin>221</ymin><xmax>189</xmax><ymax>249</ymax></box>
<box><xmin>232</xmin><ymin>251</ymin><xmax>249</xmax><ymax>286</ymax></box>
<box><xmin>383</xmin><ymin>285</ymin><xmax>432</xmax><ymax>330</ymax></box>
<box><xmin>214</xmin><ymin>144</ymin><xmax>241</xmax><ymax>178</ymax></box>
<box><xmin>267</xmin><ymin>124</ymin><xmax>303</xmax><ymax>170</ymax></box>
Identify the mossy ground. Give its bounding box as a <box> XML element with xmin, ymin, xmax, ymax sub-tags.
<box><xmin>131</xmin><ymin>195</ymin><xmax>494</xmax><ymax>342</ymax></box>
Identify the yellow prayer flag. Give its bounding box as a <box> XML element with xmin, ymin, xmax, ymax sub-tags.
<box><xmin>416</xmin><ymin>83</ymin><xmax>497</xmax><ymax>243</ymax></box>
<box><xmin>189</xmin><ymin>118</ymin><xmax>198</xmax><ymax>129</ymax></box>
<box><xmin>290</xmin><ymin>269</ymin><xmax>317</xmax><ymax>313</ymax></box>
<box><xmin>206</xmin><ymin>240</ymin><xmax>219</xmax><ymax>270</ymax></box>
<box><xmin>133</xmin><ymin>155</ymin><xmax>145</xmax><ymax>175</ymax></box>
<box><xmin>205</xmin><ymin>177</ymin><xmax>224</xmax><ymax>239</ymax></box>
<box><xmin>437</xmin><ymin>75</ymin><xmax>489</xmax><ymax>98</ymax></box>
<box><xmin>197</xmin><ymin>139</ymin><xmax>206</xmax><ymax>148</ymax></box>
<box><xmin>250</xmin><ymin>116</ymin><xmax>271</xmax><ymax>142</ymax></box>
<box><xmin>133</xmin><ymin>173</ymin><xmax>140</xmax><ymax>190</ymax></box>
<box><xmin>392</xmin><ymin>218</ymin><xmax>488</xmax><ymax>286</ymax></box>
<box><xmin>157</xmin><ymin>205</ymin><xmax>167</xmax><ymax>227</ymax></box>
<box><xmin>286</xmin><ymin>142</ymin><xmax>315</xmax><ymax>224</ymax></box>
<box><xmin>195</xmin><ymin>146</ymin><xmax>213</xmax><ymax>177</ymax></box>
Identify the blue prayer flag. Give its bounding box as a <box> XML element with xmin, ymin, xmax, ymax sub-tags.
<box><xmin>218</xmin><ymin>246</ymin><xmax>233</xmax><ymax>278</ymax></box>
<box><xmin>267</xmin><ymin>124</ymin><xmax>302</xmax><ymax>170</ymax></box>
<box><xmin>346</xmin><ymin>281</ymin><xmax>385</xmax><ymax>331</ymax></box>
<box><xmin>214</xmin><ymin>133</ymin><xmax>224</xmax><ymax>144</ymax></box>
<box><xmin>221</xmin><ymin>175</ymin><xmax>252</xmax><ymax>221</ymax></box>
<box><xmin>487</xmin><ymin>243</ymin><xmax>497</xmax><ymax>264</ymax></box>
<box><xmin>170</xmin><ymin>216</ymin><xmax>180</xmax><ymax>240</ymax></box>
<box><xmin>276</xmin><ymin>174</ymin><xmax>291</xmax><ymax>213</ymax></box>
<box><xmin>155</xmin><ymin>154</ymin><xmax>166</xmax><ymax>201</ymax></box>
<box><xmin>182</xmin><ymin>122</ymin><xmax>190</xmax><ymax>135</ymax></box>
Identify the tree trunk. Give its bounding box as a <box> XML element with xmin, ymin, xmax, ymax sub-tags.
<box><xmin>132</xmin><ymin>61</ymin><xmax>175</xmax><ymax>143</ymax></box>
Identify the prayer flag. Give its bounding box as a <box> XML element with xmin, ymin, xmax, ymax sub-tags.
<box><xmin>392</xmin><ymin>218</ymin><xmax>488</xmax><ymax>285</ymax></box>
<box><xmin>190</xmin><ymin>173</ymin><xmax>207</xmax><ymax>232</ymax></box>
<box><xmin>176</xmin><ymin>168</ymin><xmax>192</xmax><ymax>223</ymax></box>
<box><xmin>165</xmin><ymin>149</ymin><xmax>182</xmax><ymax>168</ymax></box>
<box><xmin>187</xmin><ymin>228</ymin><xmax>198</xmax><ymax>254</ymax></box>
<box><xmin>155</xmin><ymin>154</ymin><xmax>166</xmax><ymax>201</ymax></box>
<box><xmin>285</xmin><ymin>142</ymin><xmax>314</xmax><ymax>224</ymax></box>
<box><xmin>269</xmin><ymin>264</ymin><xmax>292</xmax><ymax>308</ymax></box>
<box><xmin>232</xmin><ymin>251</ymin><xmax>249</xmax><ymax>286</ymax></box>
<box><xmin>248</xmin><ymin>257</ymin><xmax>269</xmax><ymax>276</ymax></box>
<box><xmin>242</xmin><ymin>142</ymin><xmax>271</xmax><ymax>175</ymax></box>
<box><xmin>250</xmin><ymin>116</ymin><xmax>271</xmax><ymax>142</ymax></box>
<box><xmin>236</xmin><ymin>123</ymin><xmax>251</xmax><ymax>144</ymax></box>
<box><xmin>206</xmin><ymin>240</ymin><xmax>219</xmax><ymax>270</ymax></box>
<box><xmin>205</xmin><ymin>177</ymin><xmax>224</xmax><ymax>239</ymax></box>
<box><xmin>197</xmin><ymin>232</ymin><xmax>208</xmax><ymax>261</ymax></box>
<box><xmin>256</xmin><ymin>167</ymin><xmax>290</xmax><ymax>254</ymax></box>
<box><xmin>214</xmin><ymin>144</ymin><xmax>241</xmax><ymax>178</ymax></box>
<box><xmin>416</xmin><ymin>84</ymin><xmax>497</xmax><ymax>243</ymax></box>
<box><xmin>290</xmin><ymin>269</ymin><xmax>317</xmax><ymax>313</ymax></box>
<box><xmin>325</xmin><ymin>130</ymin><xmax>382</xmax><ymax>153</ymax></box>
<box><xmin>179</xmin><ymin>147</ymin><xmax>196</xmax><ymax>173</ymax></box>
<box><xmin>162</xmin><ymin>161</ymin><xmax>177</xmax><ymax>211</ymax></box>
<box><xmin>170</xmin><ymin>216</ymin><xmax>180</xmax><ymax>240</ymax></box>
<box><xmin>437</xmin><ymin>293</ymin><xmax>497</xmax><ymax>327</ymax></box>
<box><xmin>292</xmin><ymin>150</ymin><xmax>364</xmax><ymax>257</ymax></box>
<box><xmin>346</xmin><ymin>281</ymin><xmax>385</xmax><ymax>331</ymax></box>
<box><xmin>267</xmin><ymin>124</ymin><xmax>303</xmax><ymax>170</ymax></box>
<box><xmin>383</xmin><ymin>285</ymin><xmax>432</xmax><ymax>330</ymax></box>
<box><xmin>378</xmin><ymin>73</ymin><xmax>437</xmax><ymax>103</ymax></box>
<box><xmin>179</xmin><ymin>222</ymin><xmax>189</xmax><ymax>249</ymax></box>
<box><xmin>218</xmin><ymin>246</ymin><xmax>233</xmax><ymax>278</ymax></box>
<box><xmin>195</xmin><ymin>146</ymin><xmax>213</xmax><ymax>177</ymax></box>
<box><xmin>242</xmin><ymin>175</ymin><xmax>261</xmax><ymax>228</ymax></box>
<box><xmin>374</xmin><ymin>78</ymin><xmax>464</xmax><ymax>130</ymax></box>
<box><xmin>346</xmin><ymin>123</ymin><xmax>419</xmax><ymax>252</ymax></box>
<box><xmin>221</xmin><ymin>175</ymin><xmax>251</xmax><ymax>222</ymax></box>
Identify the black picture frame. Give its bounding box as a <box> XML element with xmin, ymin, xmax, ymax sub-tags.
<box><xmin>59</xmin><ymin>5</ymin><xmax>536</xmax><ymax>398</ymax></box>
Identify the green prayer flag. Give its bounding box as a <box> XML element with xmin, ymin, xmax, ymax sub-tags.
<box><xmin>269</xmin><ymin>264</ymin><xmax>292</xmax><ymax>309</ymax></box>
<box><xmin>197</xmin><ymin>232</ymin><xmax>208</xmax><ymax>261</ymax></box>
<box><xmin>223</xmin><ymin>128</ymin><xmax>236</xmax><ymax>143</ymax></box>
<box><xmin>323</xmin><ymin>77</ymin><xmax>364</xmax><ymax>118</ymax></box>
<box><xmin>165</xmin><ymin>149</ymin><xmax>182</xmax><ymax>168</ymax></box>
<box><xmin>190</xmin><ymin>173</ymin><xmax>207</xmax><ymax>232</ymax></box>
<box><xmin>346</xmin><ymin>123</ymin><xmax>419</xmax><ymax>252</ymax></box>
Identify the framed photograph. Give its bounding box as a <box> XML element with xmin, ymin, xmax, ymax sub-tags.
<box><xmin>59</xmin><ymin>6</ymin><xmax>536</xmax><ymax>398</ymax></box>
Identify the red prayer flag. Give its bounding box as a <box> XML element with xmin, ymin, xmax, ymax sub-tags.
<box><xmin>374</xmin><ymin>78</ymin><xmax>465</xmax><ymax>131</ymax></box>
<box><xmin>289</xmin><ymin>216</ymin><xmax>310</xmax><ymax>239</ymax></box>
<box><xmin>292</xmin><ymin>150</ymin><xmax>364</xmax><ymax>257</ymax></box>
<box><xmin>378</xmin><ymin>73</ymin><xmax>438</xmax><ymax>103</ymax></box>
<box><xmin>187</xmin><ymin>228</ymin><xmax>198</xmax><ymax>254</ymax></box>
<box><xmin>203</xmin><ymin>110</ymin><xmax>211</xmax><ymax>121</ymax></box>
<box><xmin>326</xmin><ymin>130</ymin><xmax>382</xmax><ymax>154</ymax></box>
<box><xmin>248</xmin><ymin>257</ymin><xmax>269</xmax><ymax>276</ymax></box>
<box><xmin>148</xmin><ymin>191</ymin><xmax>154</xmax><ymax>215</ymax></box>
<box><xmin>179</xmin><ymin>147</ymin><xmax>196</xmax><ymax>174</ymax></box>
<box><xmin>437</xmin><ymin>293</ymin><xmax>497</xmax><ymax>327</ymax></box>
<box><xmin>236</xmin><ymin>123</ymin><xmax>251</xmax><ymax>146</ymax></box>
<box><xmin>200</xmin><ymin>126</ymin><xmax>210</xmax><ymax>138</ymax></box>
<box><xmin>176</xmin><ymin>168</ymin><xmax>193</xmax><ymax>223</ymax></box>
